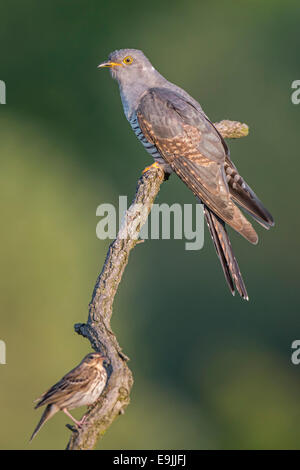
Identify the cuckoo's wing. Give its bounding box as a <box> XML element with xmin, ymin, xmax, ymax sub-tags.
<box><xmin>137</xmin><ymin>87</ymin><xmax>258</xmax><ymax>244</ymax></box>
<box><xmin>203</xmin><ymin>116</ymin><xmax>274</xmax><ymax>229</ymax></box>
<box><xmin>224</xmin><ymin>156</ymin><xmax>274</xmax><ymax>229</ymax></box>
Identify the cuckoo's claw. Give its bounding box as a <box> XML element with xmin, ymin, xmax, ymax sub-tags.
<box><xmin>142</xmin><ymin>162</ymin><xmax>162</xmax><ymax>174</ymax></box>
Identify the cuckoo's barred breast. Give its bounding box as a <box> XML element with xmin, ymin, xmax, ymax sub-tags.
<box><xmin>130</xmin><ymin>114</ymin><xmax>172</xmax><ymax>172</ymax></box>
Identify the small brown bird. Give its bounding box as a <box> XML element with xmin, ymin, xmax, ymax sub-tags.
<box><xmin>30</xmin><ymin>352</ymin><xmax>108</xmax><ymax>441</ymax></box>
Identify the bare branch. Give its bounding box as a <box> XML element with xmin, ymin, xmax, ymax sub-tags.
<box><xmin>66</xmin><ymin>120</ymin><xmax>248</xmax><ymax>450</ymax></box>
<box><xmin>214</xmin><ymin>120</ymin><xmax>249</xmax><ymax>139</ymax></box>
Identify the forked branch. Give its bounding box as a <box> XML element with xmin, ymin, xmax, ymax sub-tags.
<box><xmin>66</xmin><ymin>119</ymin><xmax>249</xmax><ymax>450</ymax></box>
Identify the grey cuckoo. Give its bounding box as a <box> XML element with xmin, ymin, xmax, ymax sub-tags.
<box><xmin>98</xmin><ymin>49</ymin><xmax>274</xmax><ymax>300</ymax></box>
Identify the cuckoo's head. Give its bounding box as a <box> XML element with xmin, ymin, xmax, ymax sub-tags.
<box><xmin>98</xmin><ymin>49</ymin><xmax>156</xmax><ymax>85</ymax></box>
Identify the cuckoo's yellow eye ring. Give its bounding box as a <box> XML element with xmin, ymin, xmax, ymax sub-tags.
<box><xmin>123</xmin><ymin>55</ymin><xmax>133</xmax><ymax>65</ymax></box>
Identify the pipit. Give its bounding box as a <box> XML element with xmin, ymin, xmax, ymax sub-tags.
<box><xmin>30</xmin><ymin>352</ymin><xmax>108</xmax><ymax>441</ymax></box>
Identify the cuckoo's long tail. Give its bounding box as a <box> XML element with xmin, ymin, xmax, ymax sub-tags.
<box><xmin>204</xmin><ymin>205</ymin><xmax>248</xmax><ymax>300</ymax></box>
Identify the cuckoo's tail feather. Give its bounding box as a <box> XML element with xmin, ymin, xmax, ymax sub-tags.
<box><xmin>204</xmin><ymin>205</ymin><xmax>249</xmax><ymax>300</ymax></box>
<box><xmin>30</xmin><ymin>404</ymin><xmax>58</xmax><ymax>442</ymax></box>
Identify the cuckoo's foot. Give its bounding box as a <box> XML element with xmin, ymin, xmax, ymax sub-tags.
<box><xmin>142</xmin><ymin>161</ymin><xmax>163</xmax><ymax>174</ymax></box>
<box><xmin>63</xmin><ymin>408</ymin><xmax>86</xmax><ymax>428</ymax></box>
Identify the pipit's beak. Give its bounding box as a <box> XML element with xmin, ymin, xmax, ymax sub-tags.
<box><xmin>97</xmin><ymin>61</ymin><xmax>123</xmax><ymax>68</ymax></box>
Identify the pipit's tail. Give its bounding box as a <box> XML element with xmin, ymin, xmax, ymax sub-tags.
<box><xmin>30</xmin><ymin>404</ymin><xmax>58</xmax><ymax>442</ymax></box>
<box><xmin>204</xmin><ymin>205</ymin><xmax>248</xmax><ymax>300</ymax></box>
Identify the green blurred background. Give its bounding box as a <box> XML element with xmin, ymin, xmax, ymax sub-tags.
<box><xmin>0</xmin><ymin>0</ymin><xmax>299</xmax><ymax>450</ymax></box>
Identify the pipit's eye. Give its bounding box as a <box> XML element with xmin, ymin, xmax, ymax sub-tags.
<box><xmin>123</xmin><ymin>55</ymin><xmax>133</xmax><ymax>65</ymax></box>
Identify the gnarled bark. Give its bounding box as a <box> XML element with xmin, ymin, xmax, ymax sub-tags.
<box><xmin>66</xmin><ymin>120</ymin><xmax>249</xmax><ymax>450</ymax></box>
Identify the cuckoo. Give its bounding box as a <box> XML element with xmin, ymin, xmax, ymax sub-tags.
<box><xmin>98</xmin><ymin>49</ymin><xmax>274</xmax><ymax>300</ymax></box>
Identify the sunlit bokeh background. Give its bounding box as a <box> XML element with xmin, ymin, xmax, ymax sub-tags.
<box><xmin>0</xmin><ymin>0</ymin><xmax>299</xmax><ymax>449</ymax></box>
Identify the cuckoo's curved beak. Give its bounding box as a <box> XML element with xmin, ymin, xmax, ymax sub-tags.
<box><xmin>97</xmin><ymin>61</ymin><xmax>123</xmax><ymax>69</ymax></box>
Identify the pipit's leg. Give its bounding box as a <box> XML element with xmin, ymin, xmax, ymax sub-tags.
<box><xmin>63</xmin><ymin>408</ymin><xmax>86</xmax><ymax>427</ymax></box>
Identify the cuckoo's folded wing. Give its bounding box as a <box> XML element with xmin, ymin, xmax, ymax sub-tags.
<box><xmin>195</xmin><ymin>114</ymin><xmax>274</xmax><ymax>229</ymax></box>
<box><xmin>224</xmin><ymin>157</ymin><xmax>274</xmax><ymax>229</ymax></box>
<box><xmin>137</xmin><ymin>87</ymin><xmax>258</xmax><ymax>244</ymax></box>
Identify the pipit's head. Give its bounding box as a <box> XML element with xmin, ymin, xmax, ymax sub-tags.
<box><xmin>82</xmin><ymin>352</ymin><xmax>107</xmax><ymax>370</ymax></box>
<box><xmin>98</xmin><ymin>49</ymin><xmax>156</xmax><ymax>84</ymax></box>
